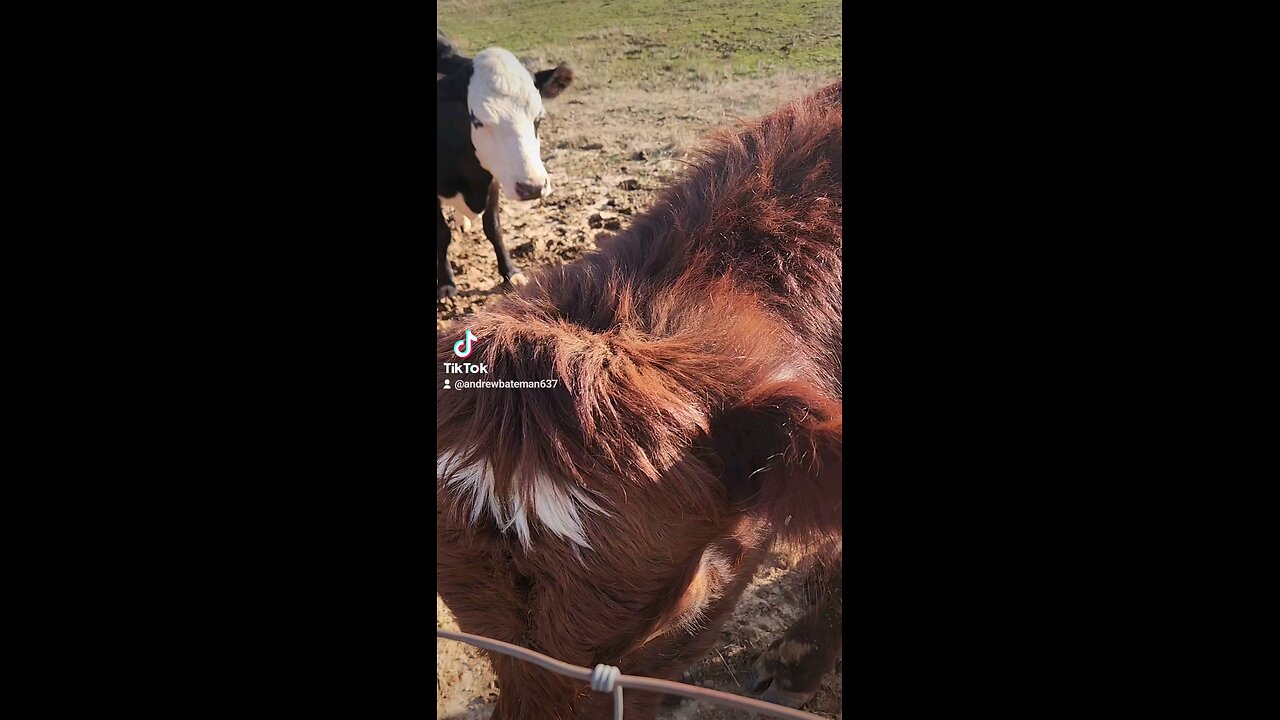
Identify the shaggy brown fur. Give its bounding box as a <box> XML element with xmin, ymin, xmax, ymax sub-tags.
<box><xmin>437</xmin><ymin>81</ymin><xmax>842</xmax><ymax>719</ymax></box>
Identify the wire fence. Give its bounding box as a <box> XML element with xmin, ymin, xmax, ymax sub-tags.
<box><xmin>437</xmin><ymin>628</ymin><xmax>829</xmax><ymax>720</ymax></box>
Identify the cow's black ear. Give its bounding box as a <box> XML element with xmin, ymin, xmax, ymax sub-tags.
<box><xmin>534</xmin><ymin>64</ymin><xmax>574</xmax><ymax>99</ymax></box>
<box><xmin>436</xmin><ymin>64</ymin><xmax>473</xmax><ymax>103</ymax></box>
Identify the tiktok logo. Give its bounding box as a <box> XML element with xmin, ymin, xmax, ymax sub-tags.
<box><xmin>453</xmin><ymin>329</ymin><xmax>477</xmax><ymax>358</ymax></box>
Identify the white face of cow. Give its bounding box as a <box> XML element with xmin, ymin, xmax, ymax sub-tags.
<box><xmin>467</xmin><ymin>48</ymin><xmax>551</xmax><ymax>201</ymax></box>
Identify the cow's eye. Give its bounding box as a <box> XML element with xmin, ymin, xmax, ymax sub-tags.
<box><xmin>469</xmin><ymin>111</ymin><xmax>484</xmax><ymax>129</ymax></box>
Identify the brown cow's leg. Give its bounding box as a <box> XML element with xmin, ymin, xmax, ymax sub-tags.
<box><xmin>751</xmin><ymin>567</ymin><xmax>842</xmax><ymax>708</ymax></box>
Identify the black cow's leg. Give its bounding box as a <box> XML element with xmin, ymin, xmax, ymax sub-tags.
<box><xmin>751</xmin><ymin>564</ymin><xmax>842</xmax><ymax>708</ymax></box>
<box><xmin>482</xmin><ymin>179</ymin><xmax>526</xmax><ymax>287</ymax></box>
<box><xmin>437</xmin><ymin>197</ymin><xmax>458</xmax><ymax>299</ymax></box>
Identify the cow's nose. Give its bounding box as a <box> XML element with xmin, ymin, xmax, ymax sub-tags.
<box><xmin>515</xmin><ymin>182</ymin><xmax>543</xmax><ymax>200</ymax></box>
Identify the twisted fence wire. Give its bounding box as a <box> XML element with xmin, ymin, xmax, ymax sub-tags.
<box><xmin>437</xmin><ymin>628</ymin><xmax>827</xmax><ymax>720</ymax></box>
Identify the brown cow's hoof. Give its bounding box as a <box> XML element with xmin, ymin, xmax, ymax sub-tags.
<box><xmin>437</xmin><ymin>284</ymin><xmax>458</xmax><ymax>299</ymax></box>
<box><xmin>751</xmin><ymin>637</ymin><xmax>823</xmax><ymax>708</ymax></box>
<box><xmin>751</xmin><ymin>637</ymin><xmax>783</xmax><ymax>692</ymax></box>
<box><xmin>759</xmin><ymin>686</ymin><xmax>818</xmax><ymax>709</ymax></box>
<box><xmin>506</xmin><ymin>272</ymin><xmax>528</xmax><ymax>288</ymax></box>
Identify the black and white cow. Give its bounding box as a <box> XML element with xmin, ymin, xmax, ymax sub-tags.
<box><xmin>436</xmin><ymin>31</ymin><xmax>574</xmax><ymax>299</ymax></box>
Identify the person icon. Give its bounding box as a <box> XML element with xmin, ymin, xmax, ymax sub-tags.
<box><xmin>443</xmin><ymin>378</ymin><xmax>451</xmax><ymax>389</ymax></box>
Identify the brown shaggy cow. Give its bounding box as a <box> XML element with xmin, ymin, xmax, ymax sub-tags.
<box><xmin>437</xmin><ymin>81</ymin><xmax>842</xmax><ymax>719</ymax></box>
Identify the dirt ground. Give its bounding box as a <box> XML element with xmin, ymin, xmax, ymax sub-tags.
<box><xmin>436</xmin><ymin>71</ymin><xmax>840</xmax><ymax>719</ymax></box>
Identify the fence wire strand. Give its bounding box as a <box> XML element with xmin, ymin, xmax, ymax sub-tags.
<box><xmin>437</xmin><ymin>628</ymin><xmax>828</xmax><ymax>720</ymax></box>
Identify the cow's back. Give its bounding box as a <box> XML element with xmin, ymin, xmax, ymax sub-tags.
<box><xmin>524</xmin><ymin>82</ymin><xmax>842</xmax><ymax>395</ymax></box>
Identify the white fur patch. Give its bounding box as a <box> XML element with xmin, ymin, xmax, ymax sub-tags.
<box><xmin>439</xmin><ymin>193</ymin><xmax>483</xmax><ymax>233</ymax></box>
<box><xmin>438</xmin><ymin>449</ymin><xmax>610</xmax><ymax>550</ymax></box>
<box><xmin>467</xmin><ymin>48</ymin><xmax>549</xmax><ymax>201</ymax></box>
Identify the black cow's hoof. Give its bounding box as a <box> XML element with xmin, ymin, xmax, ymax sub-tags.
<box><xmin>437</xmin><ymin>284</ymin><xmax>458</xmax><ymax>299</ymax></box>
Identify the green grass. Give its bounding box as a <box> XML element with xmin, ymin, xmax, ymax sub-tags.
<box><xmin>437</xmin><ymin>0</ymin><xmax>841</xmax><ymax>84</ymax></box>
